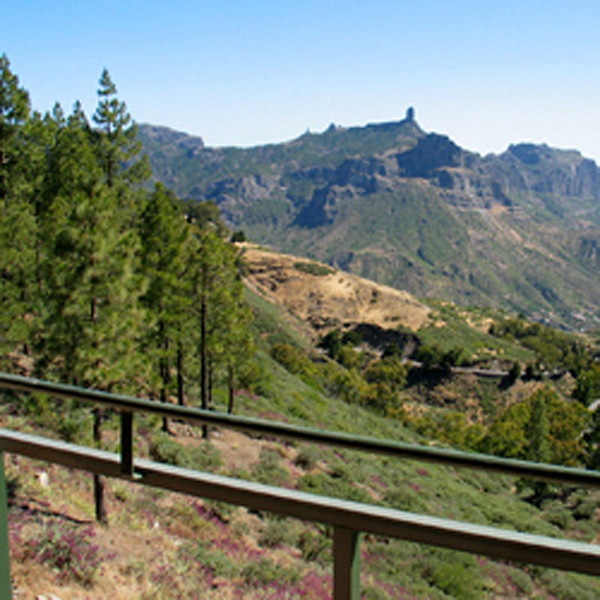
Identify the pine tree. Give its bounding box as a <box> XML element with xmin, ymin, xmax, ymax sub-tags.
<box><xmin>38</xmin><ymin>104</ymin><xmax>148</xmax><ymax>524</ymax></box>
<box><xmin>139</xmin><ymin>183</ymin><xmax>194</xmax><ymax>427</ymax></box>
<box><xmin>189</xmin><ymin>229</ymin><xmax>254</xmax><ymax>433</ymax></box>
<box><xmin>0</xmin><ymin>54</ymin><xmax>30</xmax><ymax>202</ymax></box>
<box><xmin>0</xmin><ymin>55</ymin><xmax>38</xmax><ymax>362</ymax></box>
<box><xmin>92</xmin><ymin>68</ymin><xmax>149</xmax><ymax>191</ymax></box>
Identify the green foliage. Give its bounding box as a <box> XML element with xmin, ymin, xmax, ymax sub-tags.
<box><xmin>573</xmin><ymin>363</ymin><xmax>600</xmax><ymax>405</ymax></box>
<box><xmin>413</xmin><ymin>409</ymin><xmax>485</xmax><ymax>451</ymax></box>
<box><xmin>297</xmin><ymin>471</ymin><xmax>372</xmax><ymax>503</ymax></box>
<box><xmin>507</xmin><ymin>361</ymin><xmax>522</xmax><ymax>384</ymax></box>
<box><xmin>35</xmin><ymin>79</ymin><xmax>149</xmax><ymax>394</ymax></box>
<box><xmin>193</xmin><ymin>540</ymin><xmax>238</xmax><ymax>579</ymax></box>
<box><xmin>417</xmin><ymin>302</ymin><xmax>535</xmax><ymax>366</ymax></box>
<box><xmin>252</xmin><ymin>447</ymin><xmax>292</xmax><ymax>487</ymax></box>
<box><xmin>189</xmin><ymin>228</ymin><xmax>255</xmax><ymax>413</ymax></box>
<box><xmin>341</xmin><ymin>329</ymin><xmax>362</xmax><ymax>346</ymax></box>
<box><xmin>259</xmin><ymin>516</ymin><xmax>298</xmax><ymax>548</ymax></box>
<box><xmin>294</xmin><ymin>445</ymin><xmax>321</xmax><ymax>470</ymax></box>
<box><xmin>0</xmin><ymin>57</ymin><xmax>255</xmax><ymax>425</ymax></box>
<box><xmin>183</xmin><ymin>199</ymin><xmax>228</xmax><ymax>236</ymax></box>
<box><xmin>92</xmin><ymin>68</ymin><xmax>149</xmax><ymax>188</ymax></box>
<box><xmin>293</xmin><ymin>261</ymin><xmax>335</xmax><ymax>277</ymax></box>
<box><xmin>149</xmin><ymin>433</ymin><xmax>223</xmax><ymax>471</ymax></box>
<box><xmin>245</xmin><ymin>285</ymin><xmax>312</xmax><ymax>350</ymax></box>
<box><xmin>363</xmin><ymin>355</ymin><xmax>408</xmax><ymax>413</ymax></box>
<box><xmin>481</xmin><ymin>387</ymin><xmax>590</xmax><ymax>466</ymax></box>
<box><xmin>318</xmin><ymin>330</ymin><xmax>342</xmax><ymax>359</ymax></box>
<box><xmin>539</xmin><ymin>570</ymin><xmax>600</xmax><ymax>600</ymax></box>
<box><xmin>491</xmin><ymin>316</ymin><xmax>591</xmax><ymax>375</ymax></box>
<box><xmin>423</xmin><ymin>550</ymin><xmax>484</xmax><ymax>599</ymax></box>
<box><xmin>230</xmin><ymin>229</ymin><xmax>246</xmax><ymax>243</ymax></box>
<box><xmin>297</xmin><ymin>526</ymin><xmax>331</xmax><ymax>564</ymax></box>
<box><xmin>336</xmin><ymin>344</ymin><xmax>366</xmax><ymax>370</ymax></box>
<box><xmin>0</xmin><ymin>55</ymin><xmax>38</xmax><ymax>358</ymax></box>
<box><xmin>317</xmin><ymin>360</ymin><xmax>371</xmax><ymax>405</ymax></box>
<box><xmin>271</xmin><ymin>343</ymin><xmax>317</xmax><ymax>380</ymax></box>
<box><xmin>139</xmin><ymin>182</ymin><xmax>194</xmax><ymax>405</ymax></box>
<box><xmin>241</xmin><ymin>556</ymin><xmax>301</xmax><ymax>588</ymax></box>
<box><xmin>416</xmin><ymin>342</ymin><xmax>467</xmax><ymax>370</ymax></box>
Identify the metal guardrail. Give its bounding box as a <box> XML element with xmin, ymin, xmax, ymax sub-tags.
<box><xmin>3</xmin><ymin>372</ymin><xmax>600</xmax><ymax>486</ymax></box>
<box><xmin>1</xmin><ymin>372</ymin><xmax>600</xmax><ymax>599</ymax></box>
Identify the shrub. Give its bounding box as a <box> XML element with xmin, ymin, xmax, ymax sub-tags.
<box><xmin>297</xmin><ymin>472</ymin><xmax>371</xmax><ymax>503</ymax></box>
<box><xmin>271</xmin><ymin>343</ymin><xmax>318</xmax><ymax>383</ymax></box>
<box><xmin>252</xmin><ymin>447</ymin><xmax>292</xmax><ymax>487</ymax></box>
<box><xmin>297</xmin><ymin>526</ymin><xmax>331</xmax><ymax>564</ymax></box>
<box><xmin>294</xmin><ymin>261</ymin><xmax>335</xmax><ymax>277</ymax></box>
<box><xmin>149</xmin><ymin>433</ymin><xmax>222</xmax><ymax>471</ymax></box>
<box><xmin>231</xmin><ymin>230</ymin><xmax>246</xmax><ymax>243</ymax></box>
<box><xmin>362</xmin><ymin>586</ymin><xmax>391</xmax><ymax>600</ymax></box>
<box><xmin>241</xmin><ymin>557</ymin><xmax>301</xmax><ymax>587</ymax></box>
<box><xmin>318</xmin><ymin>330</ymin><xmax>342</xmax><ymax>360</ymax></box>
<box><xmin>20</xmin><ymin>520</ymin><xmax>104</xmax><ymax>586</ymax></box>
<box><xmin>194</xmin><ymin>540</ymin><xmax>238</xmax><ymax>579</ymax></box>
<box><xmin>423</xmin><ymin>550</ymin><xmax>483</xmax><ymax>600</ymax></box>
<box><xmin>259</xmin><ymin>517</ymin><xmax>297</xmax><ymax>548</ymax></box>
<box><xmin>294</xmin><ymin>445</ymin><xmax>321</xmax><ymax>470</ymax></box>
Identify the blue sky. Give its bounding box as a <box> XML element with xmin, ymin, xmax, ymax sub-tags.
<box><xmin>3</xmin><ymin>1</ymin><xmax>600</xmax><ymax>160</ymax></box>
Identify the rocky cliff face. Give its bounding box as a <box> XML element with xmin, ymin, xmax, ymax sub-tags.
<box><xmin>485</xmin><ymin>144</ymin><xmax>600</xmax><ymax>202</ymax></box>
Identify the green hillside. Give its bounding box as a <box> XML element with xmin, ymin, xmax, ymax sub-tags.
<box><xmin>4</xmin><ymin>285</ymin><xmax>600</xmax><ymax>598</ymax></box>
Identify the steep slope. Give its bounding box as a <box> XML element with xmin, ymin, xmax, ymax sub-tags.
<box><xmin>139</xmin><ymin>113</ymin><xmax>600</xmax><ymax>330</ymax></box>
<box><xmin>241</xmin><ymin>244</ymin><xmax>431</xmax><ymax>335</ymax></box>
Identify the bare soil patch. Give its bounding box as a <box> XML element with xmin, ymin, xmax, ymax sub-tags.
<box><xmin>242</xmin><ymin>245</ymin><xmax>430</xmax><ymax>336</ymax></box>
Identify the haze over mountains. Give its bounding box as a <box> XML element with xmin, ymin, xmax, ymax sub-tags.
<box><xmin>139</xmin><ymin>109</ymin><xmax>600</xmax><ymax>330</ymax></box>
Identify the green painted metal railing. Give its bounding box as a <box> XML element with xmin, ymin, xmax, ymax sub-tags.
<box><xmin>1</xmin><ymin>372</ymin><xmax>600</xmax><ymax>598</ymax></box>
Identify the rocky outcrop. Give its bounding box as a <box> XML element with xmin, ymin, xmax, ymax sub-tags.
<box><xmin>396</xmin><ymin>134</ymin><xmax>465</xmax><ymax>178</ymax></box>
<box><xmin>485</xmin><ymin>144</ymin><xmax>600</xmax><ymax>201</ymax></box>
<box><xmin>140</xmin><ymin>124</ymin><xmax>205</xmax><ymax>153</ymax></box>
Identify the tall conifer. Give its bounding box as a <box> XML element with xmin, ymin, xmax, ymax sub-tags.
<box><xmin>39</xmin><ymin>96</ymin><xmax>148</xmax><ymax>523</ymax></box>
<box><xmin>139</xmin><ymin>183</ymin><xmax>193</xmax><ymax>425</ymax></box>
<box><xmin>0</xmin><ymin>55</ymin><xmax>38</xmax><ymax>362</ymax></box>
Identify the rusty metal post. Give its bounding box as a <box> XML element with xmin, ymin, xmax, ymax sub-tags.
<box><xmin>334</xmin><ymin>527</ymin><xmax>360</xmax><ymax>600</ymax></box>
<box><xmin>0</xmin><ymin>452</ymin><xmax>12</xmax><ymax>598</ymax></box>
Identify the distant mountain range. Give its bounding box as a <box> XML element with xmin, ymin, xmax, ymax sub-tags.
<box><xmin>138</xmin><ymin>109</ymin><xmax>600</xmax><ymax>330</ymax></box>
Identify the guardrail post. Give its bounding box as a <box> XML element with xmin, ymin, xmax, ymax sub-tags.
<box><xmin>0</xmin><ymin>452</ymin><xmax>12</xmax><ymax>598</ymax></box>
<box><xmin>120</xmin><ymin>411</ymin><xmax>134</xmax><ymax>477</ymax></box>
<box><xmin>333</xmin><ymin>527</ymin><xmax>360</xmax><ymax>600</ymax></box>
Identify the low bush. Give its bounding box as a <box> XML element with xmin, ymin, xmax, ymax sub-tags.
<box><xmin>149</xmin><ymin>433</ymin><xmax>223</xmax><ymax>471</ymax></box>
<box><xmin>241</xmin><ymin>556</ymin><xmax>301</xmax><ymax>587</ymax></box>
<box><xmin>17</xmin><ymin>519</ymin><xmax>105</xmax><ymax>587</ymax></box>
<box><xmin>252</xmin><ymin>447</ymin><xmax>292</xmax><ymax>487</ymax></box>
<box><xmin>294</xmin><ymin>445</ymin><xmax>321</xmax><ymax>470</ymax></box>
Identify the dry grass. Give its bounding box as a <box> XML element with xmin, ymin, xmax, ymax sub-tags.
<box><xmin>242</xmin><ymin>245</ymin><xmax>430</xmax><ymax>336</ymax></box>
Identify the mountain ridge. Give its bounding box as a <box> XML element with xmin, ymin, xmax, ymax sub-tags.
<box><xmin>138</xmin><ymin>113</ymin><xmax>600</xmax><ymax>330</ymax></box>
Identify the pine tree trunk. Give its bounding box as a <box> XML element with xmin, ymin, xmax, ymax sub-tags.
<box><xmin>176</xmin><ymin>342</ymin><xmax>185</xmax><ymax>406</ymax></box>
<box><xmin>93</xmin><ymin>408</ymin><xmax>108</xmax><ymax>525</ymax></box>
<box><xmin>160</xmin><ymin>355</ymin><xmax>170</xmax><ymax>433</ymax></box>
<box><xmin>200</xmin><ymin>295</ymin><xmax>209</xmax><ymax>439</ymax></box>
<box><xmin>227</xmin><ymin>363</ymin><xmax>235</xmax><ymax>414</ymax></box>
